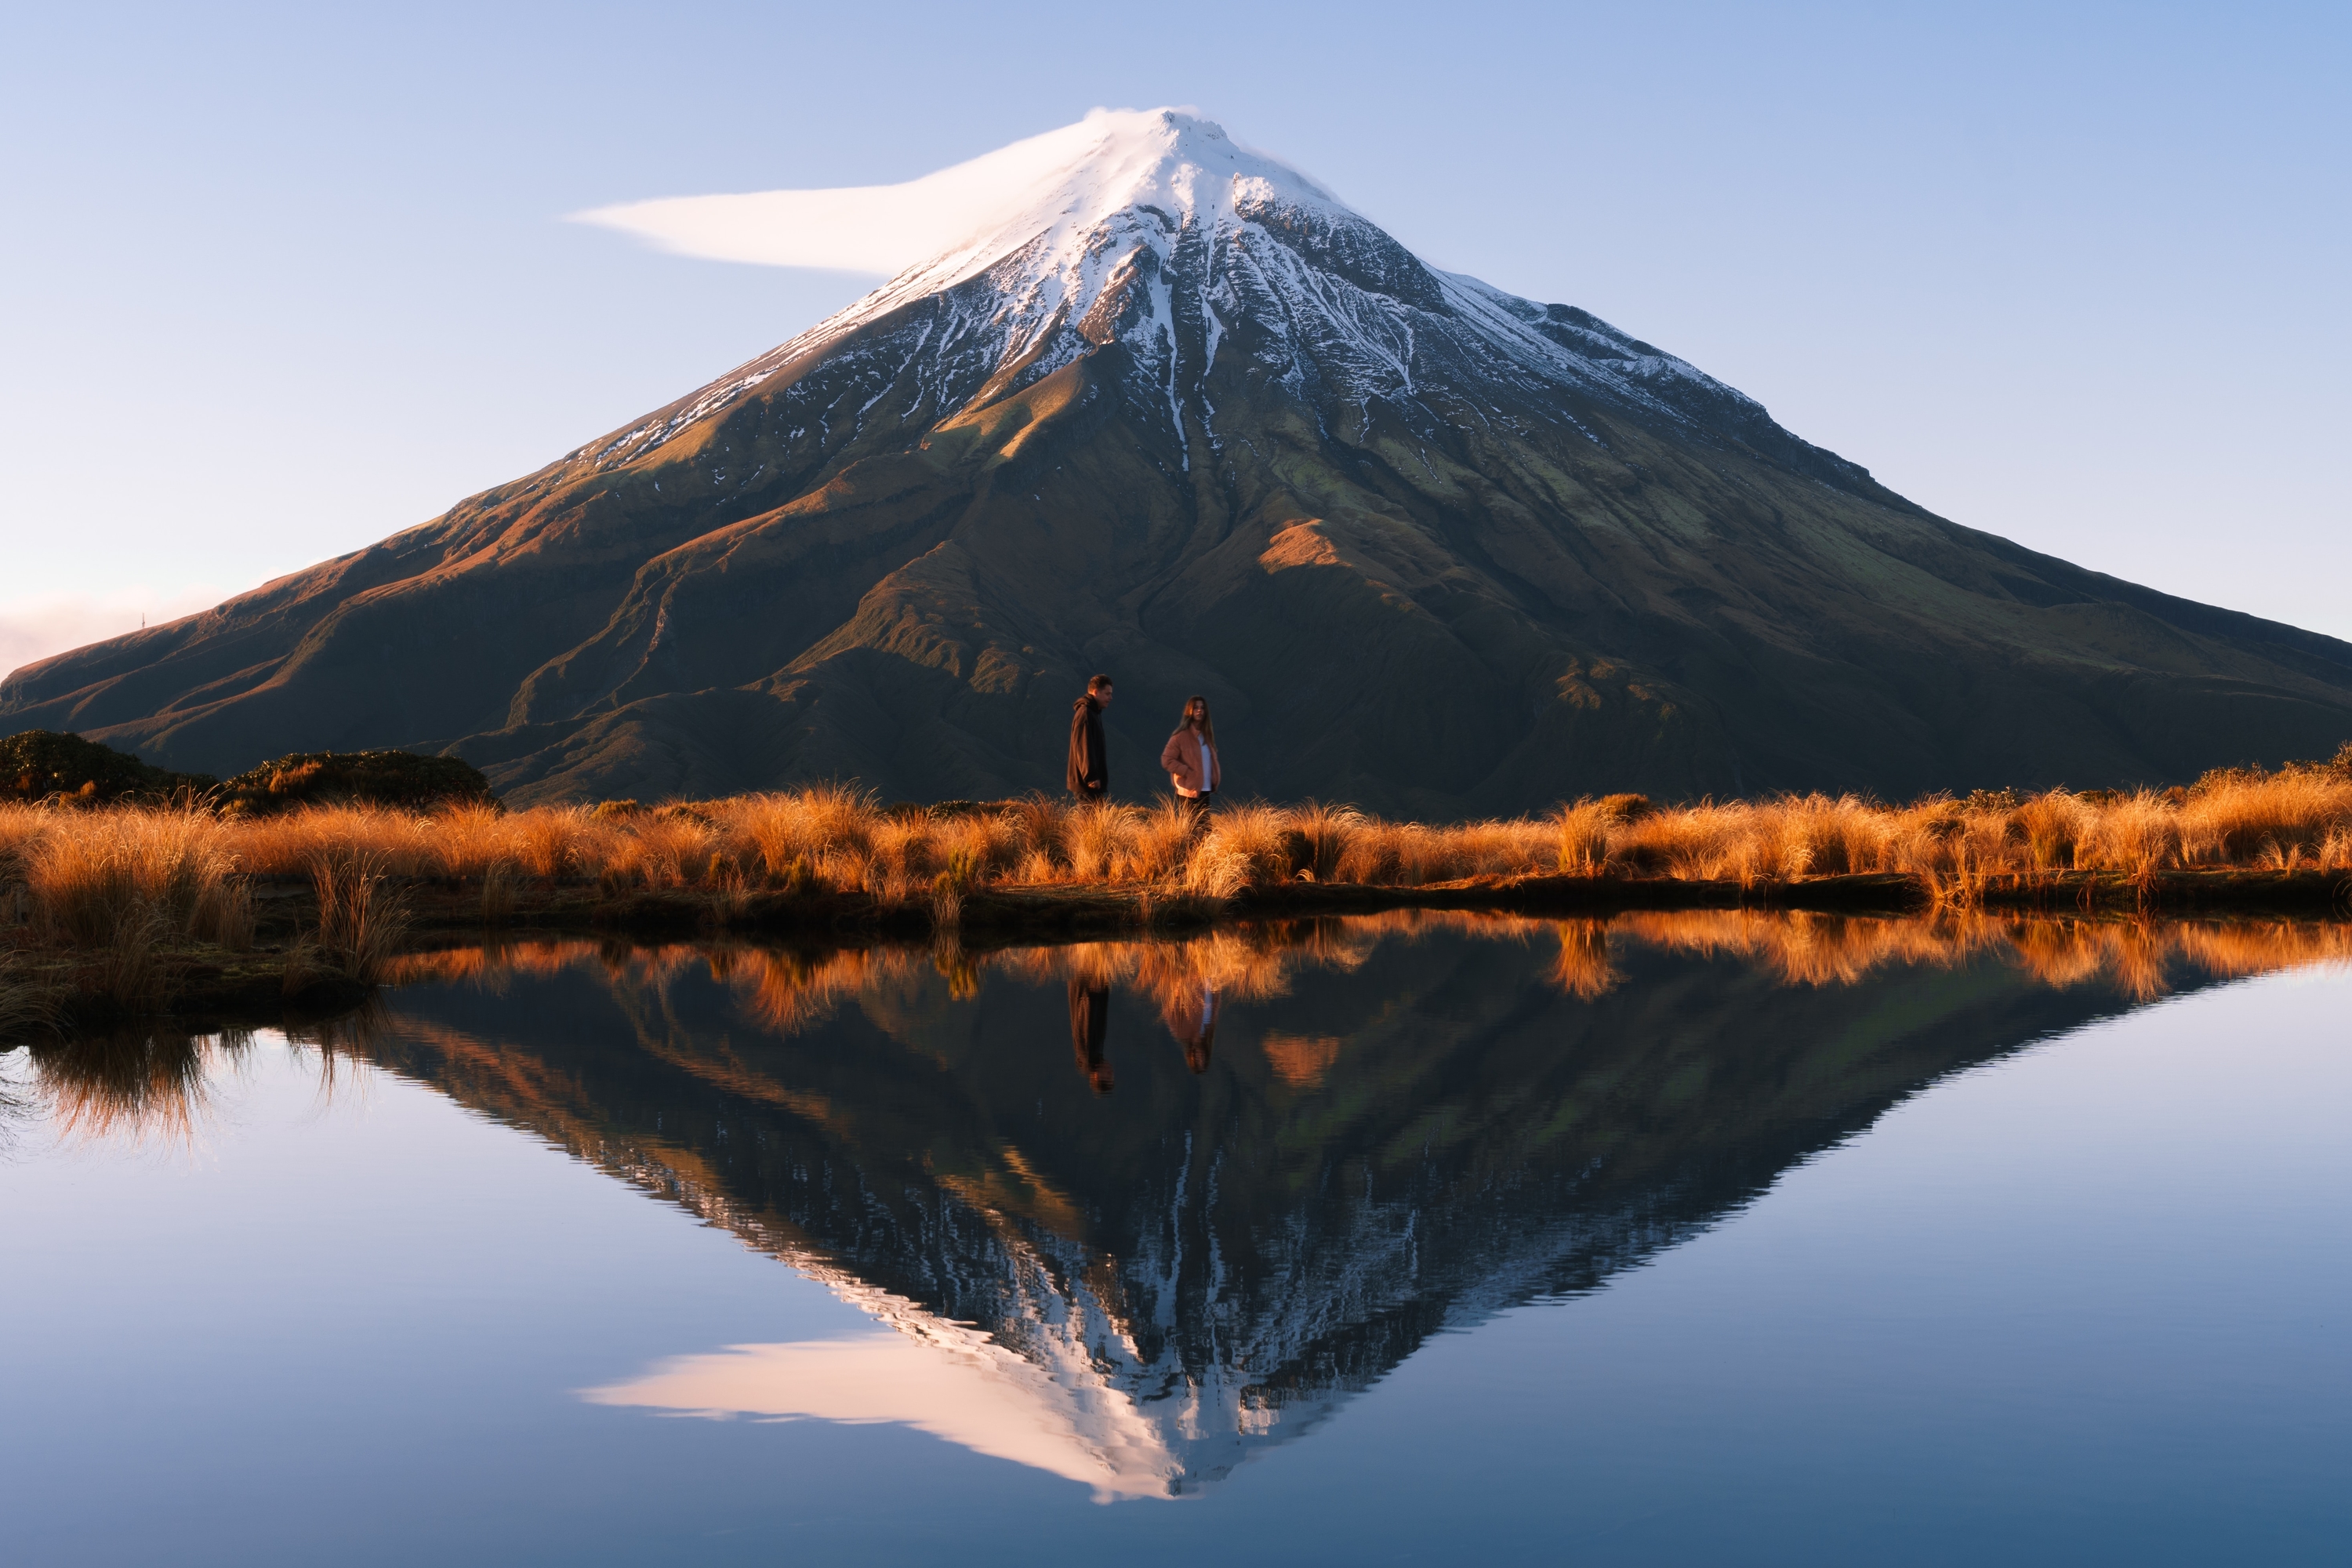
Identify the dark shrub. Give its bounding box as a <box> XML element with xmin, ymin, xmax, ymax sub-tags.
<box><xmin>0</xmin><ymin>730</ymin><xmax>215</xmax><ymax>804</ymax></box>
<box><xmin>1597</xmin><ymin>793</ymin><xmax>1654</xmax><ymax>823</ymax></box>
<box><xmin>219</xmin><ymin>750</ymin><xmax>496</xmax><ymax>815</ymax></box>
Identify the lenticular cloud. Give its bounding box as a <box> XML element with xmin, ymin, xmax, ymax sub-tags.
<box><xmin>572</xmin><ymin>110</ymin><xmax>1150</xmax><ymax>275</ymax></box>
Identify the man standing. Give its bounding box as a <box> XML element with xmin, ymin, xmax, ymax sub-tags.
<box><xmin>1067</xmin><ymin>673</ymin><xmax>1113</xmax><ymax>798</ymax></box>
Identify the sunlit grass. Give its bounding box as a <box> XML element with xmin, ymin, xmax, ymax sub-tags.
<box><xmin>7</xmin><ymin>775</ymin><xmax>2352</xmax><ymax>906</ymax></box>
<box><xmin>2</xmin><ymin>755</ymin><xmax>2348</xmax><ymax>985</ymax></box>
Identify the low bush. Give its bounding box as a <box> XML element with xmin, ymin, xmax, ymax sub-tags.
<box><xmin>218</xmin><ymin>750</ymin><xmax>496</xmax><ymax>816</ymax></box>
<box><xmin>0</xmin><ymin>730</ymin><xmax>214</xmax><ymax>804</ymax></box>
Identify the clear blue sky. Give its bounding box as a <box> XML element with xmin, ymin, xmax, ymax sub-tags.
<box><xmin>3</xmin><ymin>0</ymin><xmax>2345</xmax><ymax>667</ymax></box>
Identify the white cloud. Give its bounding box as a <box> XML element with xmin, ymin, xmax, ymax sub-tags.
<box><xmin>570</xmin><ymin>110</ymin><xmax>1130</xmax><ymax>274</ymax></box>
<box><xmin>0</xmin><ymin>586</ymin><xmax>230</xmax><ymax>681</ymax></box>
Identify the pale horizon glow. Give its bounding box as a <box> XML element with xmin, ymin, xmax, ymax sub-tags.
<box><xmin>0</xmin><ymin>587</ymin><xmax>235</xmax><ymax>677</ymax></box>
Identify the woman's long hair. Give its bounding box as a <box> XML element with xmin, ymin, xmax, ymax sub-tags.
<box><xmin>1180</xmin><ymin>695</ymin><xmax>1217</xmax><ymax>747</ymax></box>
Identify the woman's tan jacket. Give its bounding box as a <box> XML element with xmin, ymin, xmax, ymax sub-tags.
<box><xmin>1159</xmin><ymin>726</ymin><xmax>1221</xmax><ymax>797</ymax></box>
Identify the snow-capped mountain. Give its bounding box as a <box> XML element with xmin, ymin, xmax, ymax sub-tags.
<box><xmin>586</xmin><ymin>109</ymin><xmax>1857</xmax><ymax>495</ymax></box>
<box><xmin>7</xmin><ymin>108</ymin><xmax>2349</xmax><ymax>801</ymax></box>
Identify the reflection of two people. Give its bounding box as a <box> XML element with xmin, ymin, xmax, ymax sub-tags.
<box><xmin>1064</xmin><ymin>978</ymin><xmax>1220</xmax><ymax>1092</ymax></box>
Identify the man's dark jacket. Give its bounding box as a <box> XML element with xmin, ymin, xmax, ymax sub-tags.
<box><xmin>1067</xmin><ymin>695</ymin><xmax>1107</xmax><ymax>796</ymax></box>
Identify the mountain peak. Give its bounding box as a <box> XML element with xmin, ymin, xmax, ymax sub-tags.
<box><xmin>13</xmin><ymin>114</ymin><xmax>2352</xmax><ymax>808</ymax></box>
<box><xmin>810</xmin><ymin>106</ymin><xmax>1354</xmax><ymax>345</ymax></box>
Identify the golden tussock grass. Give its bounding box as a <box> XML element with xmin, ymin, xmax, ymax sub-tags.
<box><xmin>3</xmin><ymin>763</ymin><xmax>2349</xmax><ymax>977</ymax></box>
<box><xmin>304</xmin><ymin>851</ymin><xmax>411</xmax><ymax>987</ymax></box>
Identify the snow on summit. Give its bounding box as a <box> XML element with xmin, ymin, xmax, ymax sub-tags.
<box><xmin>568</xmin><ymin>107</ymin><xmax>1791</xmax><ymax>487</ymax></box>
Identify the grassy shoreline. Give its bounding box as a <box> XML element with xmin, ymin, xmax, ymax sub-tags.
<box><xmin>5</xmin><ymin>765</ymin><xmax>2350</xmax><ymax>1033</ymax></box>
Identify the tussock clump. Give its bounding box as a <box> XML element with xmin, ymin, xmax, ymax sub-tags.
<box><xmin>427</xmin><ymin>804</ymin><xmax>519</xmax><ymax>880</ymax></box>
<box><xmin>306</xmin><ymin>851</ymin><xmax>408</xmax><ymax>986</ymax></box>
<box><xmin>2016</xmin><ymin>791</ymin><xmax>2090</xmax><ymax>871</ymax></box>
<box><xmin>1554</xmin><ymin>800</ymin><xmax>1617</xmax><ymax>876</ymax></box>
<box><xmin>1331</xmin><ymin>822</ymin><xmax>1403</xmax><ymax>885</ymax></box>
<box><xmin>612</xmin><ymin>811</ymin><xmax>718</xmax><ymax>891</ymax></box>
<box><xmin>1000</xmin><ymin>794</ymin><xmax>1069</xmax><ymax>871</ymax></box>
<box><xmin>1064</xmin><ymin>801</ymin><xmax>1142</xmax><ymax>882</ymax></box>
<box><xmin>719</xmin><ymin>786</ymin><xmax>875</xmax><ymax>886</ymax></box>
<box><xmin>234</xmin><ymin>805</ymin><xmax>434</xmax><ymax>878</ymax></box>
<box><xmin>1122</xmin><ymin>799</ymin><xmax>1196</xmax><ymax>883</ymax></box>
<box><xmin>24</xmin><ymin>808</ymin><xmax>238</xmax><ymax>947</ymax></box>
<box><xmin>2174</xmin><ymin>768</ymin><xmax>2348</xmax><ymax>867</ymax></box>
<box><xmin>930</xmin><ymin>813</ymin><xmax>1018</xmax><ymax>889</ymax></box>
<box><xmin>1184</xmin><ymin>803</ymin><xmax>1290</xmax><ymax>895</ymax></box>
<box><xmin>1286</xmin><ymin>800</ymin><xmax>1365</xmax><ymax>882</ymax></box>
<box><xmin>514</xmin><ymin>806</ymin><xmax>613</xmax><ymax>880</ymax></box>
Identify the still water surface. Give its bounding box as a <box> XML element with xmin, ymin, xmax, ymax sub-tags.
<box><xmin>4</xmin><ymin>913</ymin><xmax>2347</xmax><ymax>1564</ymax></box>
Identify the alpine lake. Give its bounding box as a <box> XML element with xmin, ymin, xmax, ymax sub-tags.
<box><xmin>5</xmin><ymin>909</ymin><xmax>2347</xmax><ymax>1566</ymax></box>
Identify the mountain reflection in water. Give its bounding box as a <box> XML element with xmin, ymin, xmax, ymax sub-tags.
<box><xmin>14</xmin><ymin>912</ymin><xmax>2349</xmax><ymax>1500</ymax></box>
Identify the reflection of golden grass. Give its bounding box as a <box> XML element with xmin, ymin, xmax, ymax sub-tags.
<box><xmin>2157</xmin><ymin>919</ymin><xmax>2352</xmax><ymax>989</ymax></box>
<box><xmin>1261</xmin><ymin>1032</ymin><xmax>1343</xmax><ymax>1088</ymax></box>
<box><xmin>1551</xmin><ymin>921</ymin><xmax>1619</xmax><ymax>1000</ymax></box>
<box><xmin>384</xmin><ymin>907</ymin><xmax>2352</xmax><ymax>1047</ymax></box>
<box><xmin>735</xmin><ymin>947</ymin><xmax>921</xmax><ymax>1036</ymax></box>
<box><xmin>1602</xmin><ymin>909</ymin><xmax>2352</xmax><ymax>1002</ymax></box>
<box><xmin>1613</xmin><ymin>909</ymin><xmax>1991</xmax><ymax>987</ymax></box>
<box><xmin>995</xmin><ymin>924</ymin><xmax>1356</xmax><ymax>1029</ymax></box>
<box><xmin>28</xmin><ymin>1027</ymin><xmax>252</xmax><ymax>1148</ymax></box>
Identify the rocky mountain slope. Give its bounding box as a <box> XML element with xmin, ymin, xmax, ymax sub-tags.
<box><xmin>9</xmin><ymin>108</ymin><xmax>2350</xmax><ymax>809</ymax></box>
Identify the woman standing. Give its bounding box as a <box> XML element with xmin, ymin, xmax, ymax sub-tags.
<box><xmin>1160</xmin><ymin>695</ymin><xmax>1221</xmax><ymax>811</ymax></box>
